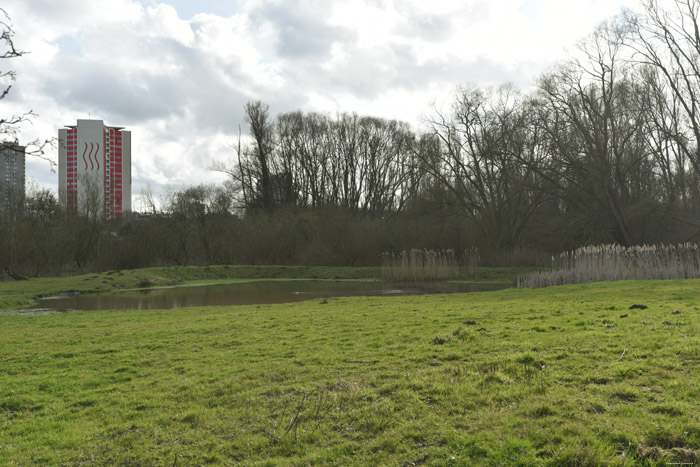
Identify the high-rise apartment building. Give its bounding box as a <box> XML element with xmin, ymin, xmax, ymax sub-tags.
<box><xmin>58</xmin><ymin>119</ymin><xmax>131</xmax><ymax>218</ymax></box>
<box><xmin>0</xmin><ymin>142</ymin><xmax>25</xmax><ymax>200</ymax></box>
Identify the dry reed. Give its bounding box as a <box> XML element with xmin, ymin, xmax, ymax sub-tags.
<box><xmin>518</xmin><ymin>243</ymin><xmax>700</xmax><ymax>288</ymax></box>
<box><xmin>464</xmin><ymin>247</ymin><xmax>479</xmax><ymax>278</ymax></box>
<box><xmin>382</xmin><ymin>249</ymin><xmax>459</xmax><ymax>282</ymax></box>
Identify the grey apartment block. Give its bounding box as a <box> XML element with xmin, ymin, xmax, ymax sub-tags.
<box><xmin>0</xmin><ymin>142</ymin><xmax>26</xmax><ymax>199</ymax></box>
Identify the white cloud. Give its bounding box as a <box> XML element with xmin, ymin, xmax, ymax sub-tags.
<box><xmin>3</xmin><ymin>0</ymin><xmax>641</xmax><ymax>207</ymax></box>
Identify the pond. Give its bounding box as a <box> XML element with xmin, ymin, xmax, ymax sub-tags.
<box><xmin>26</xmin><ymin>280</ymin><xmax>512</xmax><ymax>313</ymax></box>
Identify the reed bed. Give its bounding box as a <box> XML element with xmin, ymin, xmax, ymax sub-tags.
<box><xmin>463</xmin><ymin>247</ymin><xmax>480</xmax><ymax>278</ymax></box>
<box><xmin>382</xmin><ymin>249</ymin><xmax>459</xmax><ymax>282</ymax></box>
<box><xmin>519</xmin><ymin>243</ymin><xmax>700</xmax><ymax>288</ymax></box>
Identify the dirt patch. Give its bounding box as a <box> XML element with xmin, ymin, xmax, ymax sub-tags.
<box><xmin>638</xmin><ymin>445</ymin><xmax>700</xmax><ymax>463</ymax></box>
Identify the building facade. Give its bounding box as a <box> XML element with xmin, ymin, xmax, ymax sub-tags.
<box><xmin>58</xmin><ymin>119</ymin><xmax>131</xmax><ymax>218</ymax></box>
<box><xmin>0</xmin><ymin>142</ymin><xmax>25</xmax><ymax>201</ymax></box>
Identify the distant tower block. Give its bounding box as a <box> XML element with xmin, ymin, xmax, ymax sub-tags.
<box><xmin>0</xmin><ymin>142</ymin><xmax>26</xmax><ymax>200</ymax></box>
<box><xmin>58</xmin><ymin>119</ymin><xmax>131</xmax><ymax>218</ymax></box>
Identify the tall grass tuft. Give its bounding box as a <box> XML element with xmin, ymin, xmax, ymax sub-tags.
<box><xmin>382</xmin><ymin>249</ymin><xmax>458</xmax><ymax>282</ymax></box>
<box><xmin>519</xmin><ymin>243</ymin><xmax>700</xmax><ymax>288</ymax></box>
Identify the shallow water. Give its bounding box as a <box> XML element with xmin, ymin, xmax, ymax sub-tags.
<box><xmin>23</xmin><ymin>280</ymin><xmax>512</xmax><ymax>313</ymax></box>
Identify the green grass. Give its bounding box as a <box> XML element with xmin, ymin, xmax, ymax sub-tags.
<box><xmin>454</xmin><ymin>265</ymin><xmax>536</xmax><ymax>283</ymax></box>
<box><xmin>1</xmin><ymin>279</ymin><xmax>699</xmax><ymax>464</ymax></box>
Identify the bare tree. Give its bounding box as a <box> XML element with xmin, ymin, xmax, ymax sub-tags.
<box><xmin>138</xmin><ymin>184</ymin><xmax>158</xmax><ymax>214</ymax></box>
<box><xmin>531</xmin><ymin>21</ymin><xmax>657</xmax><ymax>245</ymax></box>
<box><xmin>161</xmin><ymin>184</ymin><xmax>237</xmax><ymax>265</ymax></box>
<box><xmin>625</xmin><ymin>0</ymin><xmax>700</xmax><ymax>175</ymax></box>
<box><xmin>636</xmin><ymin>63</ymin><xmax>696</xmax><ymax>214</ymax></box>
<box><xmin>0</xmin><ymin>177</ymin><xmax>26</xmax><ymax>278</ymax></box>
<box><xmin>68</xmin><ymin>174</ymin><xmax>104</xmax><ymax>269</ymax></box>
<box><xmin>243</xmin><ymin>100</ymin><xmax>277</xmax><ymax>211</ymax></box>
<box><xmin>623</xmin><ymin>0</ymin><xmax>700</xmax><ymax>236</ymax></box>
<box><xmin>420</xmin><ymin>84</ymin><xmax>547</xmax><ymax>249</ymax></box>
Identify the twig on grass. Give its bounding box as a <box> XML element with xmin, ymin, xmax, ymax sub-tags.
<box><xmin>618</xmin><ymin>349</ymin><xmax>626</xmax><ymax>361</ymax></box>
<box><xmin>284</xmin><ymin>392</ymin><xmax>309</xmax><ymax>443</ymax></box>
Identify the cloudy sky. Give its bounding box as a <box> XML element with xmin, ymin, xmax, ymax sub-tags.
<box><xmin>4</xmin><ymin>0</ymin><xmax>640</xmax><ymax>209</ymax></box>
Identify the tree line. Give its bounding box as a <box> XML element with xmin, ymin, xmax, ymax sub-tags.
<box><xmin>214</xmin><ymin>0</ymin><xmax>700</xmax><ymax>251</ymax></box>
<box><xmin>4</xmin><ymin>0</ymin><xmax>700</xmax><ymax>277</ymax></box>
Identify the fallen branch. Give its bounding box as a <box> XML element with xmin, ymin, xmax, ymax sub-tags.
<box><xmin>617</xmin><ymin>349</ymin><xmax>626</xmax><ymax>361</ymax></box>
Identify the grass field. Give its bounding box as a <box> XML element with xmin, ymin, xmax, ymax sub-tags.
<box><xmin>1</xmin><ymin>278</ymin><xmax>699</xmax><ymax>465</ymax></box>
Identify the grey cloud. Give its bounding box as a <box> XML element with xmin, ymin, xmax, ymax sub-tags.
<box><xmin>44</xmin><ymin>58</ymin><xmax>186</xmax><ymax>124</ymax></box>
<box><xmin>12</xmin><ymin>0</ymin><xmax>90</xmax><ymax>24</ymax></box>
<box><xmin>248</xmin><ymin>1</ymin><xmax>355</xmax><ymax>59</ymax></box>
<box><xmin>395</xmin><ymin>14</ymin><xmax>455</xmax><ymax>42</ymax></box>
<box><xmin>264</xmin><ymin>89</ymin><xmax>310</xmax><ymax>118</ymax></box>
<box><xmin>388</xmin><ymin>43</ymin><xmax>536</xmax><ymax>90</ymax></box>
<box><xmin>43</xmin><ymin>36</ymin><xmax>252</xmax><ymax>134</ymax></box>
<box><xmin>187</xmin><ymin>82</ymin><xmax>249</xmax><ymax>135</ymax></box>
<box><xmin>282</xmin><ymin>40</ymin><xmax>536</xmax><ymax>102</ymax></box>
<box><xmin>278</xmin><ymin>43</ymin><xmax>407</xmax><ymax>99</ymax></box>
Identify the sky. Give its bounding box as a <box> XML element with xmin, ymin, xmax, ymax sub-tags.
<box><xmin>3</xmin><ymin>0</ymin><xmax>641</xmax><ymax>209</ymax></box>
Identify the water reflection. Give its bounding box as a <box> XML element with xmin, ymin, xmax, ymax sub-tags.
<box><xmin>29</xmin><ymin>280</ymin><xmax>512</xmax><ymax>312</ymax></box>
